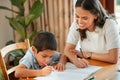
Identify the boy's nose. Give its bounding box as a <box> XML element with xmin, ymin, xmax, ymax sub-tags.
<box><xmin>45</xmin><ymin>57</ymin><xmax>51</xmax><ymax>63</ymax></box>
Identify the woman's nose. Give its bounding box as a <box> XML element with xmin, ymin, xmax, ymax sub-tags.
<box><xmin>78</xmin><ymin>18</ymin><xmax>83</xmax><ymax>24</ymax></box>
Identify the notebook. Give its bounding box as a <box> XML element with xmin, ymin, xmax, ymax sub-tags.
<box><xmin>34</xmin><ymin>62</ymin><xmax>102</xmax><ymax>80</ymax></box>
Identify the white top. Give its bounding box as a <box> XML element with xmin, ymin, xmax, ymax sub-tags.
<box><xmin>66</xmin><ymin>19</ymin><xmax>120</xmax><ymax>53</ymax></box>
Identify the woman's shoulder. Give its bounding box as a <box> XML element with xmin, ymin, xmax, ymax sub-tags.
<box><xmin>103</xmin><ymin>18</ymin><xmax>119</xmax><ymax>29</ymax></box>
<box><xmin>104</xmin><ymin>19</ymin><xmax>117</xmax><ymax>27</ymax></box>
<box><xmin>69</xmin><ymin>21</ymin><xmax>78</xmax><ymax>30</ymax></box>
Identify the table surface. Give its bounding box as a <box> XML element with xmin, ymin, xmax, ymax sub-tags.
<box><xmin>20</xmin><ymin>59</ymin><xmax>120</xmax><ymax>80</ymax></box>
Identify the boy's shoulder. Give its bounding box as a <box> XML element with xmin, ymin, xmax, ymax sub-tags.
<box><xmin>54</xmin><ymin>51</ymin><xmax>60</xmax><ymax>54</ymax></box>
<box><xmin>19</xmin><ymin>47</ymin><xmax>41</xmax><ymax>69</ymax></box>
<box><xmin>54</xmin><ymin>51</ymin><xmax>61</xmax><ymax>57</ymax></box>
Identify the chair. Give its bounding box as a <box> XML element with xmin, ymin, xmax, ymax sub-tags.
<box><xmin>0</xmin><ymin>39</ymin><xmax>30</xmax><ymax>80</ymax></box>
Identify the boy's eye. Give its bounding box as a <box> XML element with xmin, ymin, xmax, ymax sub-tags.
<box><xmin>50</xmin><ymin>56</ymin><xmax>53</xmax><ymax>58</ymax></box>
<box><xmin>42</xmin><ymin>55</ymin><xmax>47</xmax><ymax>58</ymax></box>
<box><xmin>42</xmin><ymin>55</ymin><xmax>53</xmax><ymax>58</ymax></box>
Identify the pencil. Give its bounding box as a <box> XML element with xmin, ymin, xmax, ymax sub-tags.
<box><xmin>80</xmin><ymin>48</ymin><xmax>84</xmax><ymax>58</ymax></box>
<box><xmin>41</xmin><ymin>62</ymin><xmax>48</xmax><ymax>66</ymax></box>
<box><xmin>41</xmin><ymin>62</ymin><xmax>55</xmax><ymax>71</ymax></box>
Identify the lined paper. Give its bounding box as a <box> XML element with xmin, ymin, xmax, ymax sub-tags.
<box><xmin>34</xmin><ymin>62</ymin><xmax>102</xmax><ymax>80</ymax></box>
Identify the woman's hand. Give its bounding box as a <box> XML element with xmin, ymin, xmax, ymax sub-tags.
<box><xmin>53</xmin><ymin>63</ymin><xmax>66</xmax><ymax>71</ymax></box>
<box><xmin>74</xmin><ymin>58</ymin><xmax>89</xmax><ymax>68</ymax></box>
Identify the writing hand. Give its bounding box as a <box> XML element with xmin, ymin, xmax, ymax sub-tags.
<box><xmin>41</xmin><ymin>66</ymin><xmax>53</xmax><ymax>76</ymax></box>
<box><xmin>74</xmin><ymin>59</ymin><xmax>89</xmax><ymax>68</ymax></box>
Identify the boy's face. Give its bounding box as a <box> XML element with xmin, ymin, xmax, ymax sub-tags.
<box><xmin>34</xmin><ymin>49</ymin><xmax>55</xmax><ymax>66</ymax></box>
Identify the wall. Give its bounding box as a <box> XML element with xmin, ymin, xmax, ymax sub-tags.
<box><xmin>0</xmin><ymin>0</ymin><xmax>14</xmax><ymax>48</ymax></box>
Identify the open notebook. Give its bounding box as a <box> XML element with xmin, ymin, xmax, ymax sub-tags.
<box><xmin>34</xmin><ymin>62</ymin><xmax>102</xmax><ymax>80</ymax></box>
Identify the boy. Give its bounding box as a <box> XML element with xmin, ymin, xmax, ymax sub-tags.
<box><xmin>15</xmin><ymin>32</ymin><xmax>66</xmax><ymax>78</ymax></box>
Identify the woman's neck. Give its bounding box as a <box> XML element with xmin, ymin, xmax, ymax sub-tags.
<box><xmin>87</xmin><ymin>24</ymin><xmax>96</xmax><ymax>32</ymax></box>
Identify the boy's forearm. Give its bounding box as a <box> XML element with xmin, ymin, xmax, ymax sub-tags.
<box><xmin>15</xmin><ymin>68</ymin><xmax>42</xmax><ymax>78</ymax></box>
<box><xmin>59</xmin><ymin>54</ymin><xmax>68</xmax><ymax>64</ymax></box>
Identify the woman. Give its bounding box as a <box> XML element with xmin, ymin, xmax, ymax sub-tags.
<box><xmin>65</xmin><ymin>0</ymin><xmax>120</xmax><ymax>68</ymax></box>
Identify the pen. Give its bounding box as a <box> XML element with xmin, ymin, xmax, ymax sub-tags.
<box><xmin>88</xmin><ymin>76</ymin><xmax>96</xmax><ymax>80</ymax></box>
<box><xmin>80</xmin><ymin>48</ymin><xmax>84</xmax><ymax>58</ymax></box>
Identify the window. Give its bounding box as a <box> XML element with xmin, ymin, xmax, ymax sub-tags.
<box><xmin>115</xmin><ymin>0</ymin><xmax>120</xmax><ymax>31</ymax></box>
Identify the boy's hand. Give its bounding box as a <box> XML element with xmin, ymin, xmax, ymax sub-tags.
<box><xmin>53</xmin><ymin>63</ymin><xmax>66</xmax><ymax>71</ymax></box>
<box><xmin>41</xmin><ymin>66</ymin><xmax>53</xmax><ymax>76</ymax></box>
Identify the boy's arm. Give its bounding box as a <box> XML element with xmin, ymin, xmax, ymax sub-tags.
<box><xmin>53</xmin><ymin>53</ymin><xmax>68</xmax><ymax>71</ymax></box>
<box><xmin>59</xmin><ymin>54</ymin><xmax>68</xmax><ymax>64</ymax></box>
<box><xmin>15</xmin><ymin>64</ymin><xmax>53</xmax><ymax>78</ymax></box>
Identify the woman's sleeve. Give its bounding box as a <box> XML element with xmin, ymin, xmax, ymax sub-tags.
<box><xmin>104</xmin><ymin>19</ymin><xmax>120</xmax><ymax>50</ymax></box>
<box><xmin>66</xmin><ymin>21</ymin><xmax>80</xmax><ymax>45</ymax></box>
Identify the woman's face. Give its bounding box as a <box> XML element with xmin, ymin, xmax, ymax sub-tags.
<box><xmin>33</xmin><ymin>48</ymin><xmax>55</xmax><ymax>66</ymax></box>
<box><xmin>75</xmin><ymin>7</ymin><xmax>97</xmax><ymax>31</ymax></box>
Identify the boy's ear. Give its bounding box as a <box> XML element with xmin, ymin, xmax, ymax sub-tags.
<box><xmin>32</xmin><ymin>46</ymin><xmax>38</xmax><ymax>54</ymax></box>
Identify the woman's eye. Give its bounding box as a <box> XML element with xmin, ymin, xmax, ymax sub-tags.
<box><xmin>75</xmin><ymin>14</ymin><xmax>79</xmax><ymax>18</ymax></box>
<box><xmin>82</xmin><ymin>17</ymin><xmax>88</xmax><ymax>20</ymax></box>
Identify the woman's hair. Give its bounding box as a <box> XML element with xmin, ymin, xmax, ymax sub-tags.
<box><xmin>33</xmin><ymin>32</ymin><xmax>57</xmax><ymax>52</ymax></box>
<box><xmin>75</xmin><ymin>0</ymin><xmax>108</xmax><ymax>40</ymax></box>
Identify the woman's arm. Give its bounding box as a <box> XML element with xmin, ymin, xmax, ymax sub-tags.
<box><xmin>64</xmin><ymin>43</ymin><xmax>78</xmax><ymax>63</ymax></box>
<box><xmin>64</xmin><ymin>43</ymin><xmax>89</xmax><ymax>68</ymax></box>
<box><xmin>91</xmin><ymin>48</ymin><xmax>119</xmax><ymax>63</ymax></box>
<box><xmin>71</xmin><ymin>48</ymin><xmax>119</xmax><ymax>64</ymax></box>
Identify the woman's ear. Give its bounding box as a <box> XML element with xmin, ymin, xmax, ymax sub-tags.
<box><xmin>95</xmin><ymin>13</ymin><xmax>99</xmax><ymax>19</ymax></box>
<box><xmin>32</xmin><ymin>46</ymin><xmax>38</xmax><ymax>55</ymax></box>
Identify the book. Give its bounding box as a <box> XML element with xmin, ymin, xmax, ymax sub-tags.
<box><xmin>34</xmin><ymin>62</ymin><xmax>102</xmax><ymax>80</ymax></box>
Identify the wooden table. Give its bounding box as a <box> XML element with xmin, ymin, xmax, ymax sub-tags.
<box><xmin>85</xmin><ymin>59</ymin><xmax>119</xmax><ymax>80</ymax></box>
<box><xmin>20</xmin><ymin>59</ymin><xmax>120</xmax><ymax>80</ymax></box>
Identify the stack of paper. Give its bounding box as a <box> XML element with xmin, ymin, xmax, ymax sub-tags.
<box><xmin>34</xmin><ymin>62</ymin><xmax>102</xmax><ymax>80</ymax></box>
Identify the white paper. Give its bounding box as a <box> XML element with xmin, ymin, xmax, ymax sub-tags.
<box><xmin>34</xmin><ymin>62</ymin><xmax>102</xmax><ymax>80</ymax></box>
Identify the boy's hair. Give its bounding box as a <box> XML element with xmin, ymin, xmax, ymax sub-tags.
<box><xmin>33</xmin><ymin>32</ymin><xmax>57</xmax><ymax>52</ymax></box>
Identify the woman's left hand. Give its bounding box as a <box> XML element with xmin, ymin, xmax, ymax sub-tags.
<box><xmin>53</xmin><ymin>63</ymin><xmax>66</xmax><ymax>71</ymax></box>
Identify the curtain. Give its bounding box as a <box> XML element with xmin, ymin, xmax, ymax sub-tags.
<box><xmin>99</xmin><ymin>0</ymin><xmax>114</xmax><ymax>13</ymax></box>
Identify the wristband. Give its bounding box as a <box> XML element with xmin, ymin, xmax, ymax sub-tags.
<box><xmin>87</xmin><ymin>52</ymin><xmax>92</xmax><ymax>59</ymax></box>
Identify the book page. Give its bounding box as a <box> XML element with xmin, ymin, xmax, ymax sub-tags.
<box><xmin>34</xmin><ymin>62</ymin><xmax>102</xmax><ymax>80</ymax></box>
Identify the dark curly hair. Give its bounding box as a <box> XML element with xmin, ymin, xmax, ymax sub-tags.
<box><xmin>75</xmin><ymin>0</ymin><xmax>108</xmax><ymax>40</ymax></box>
